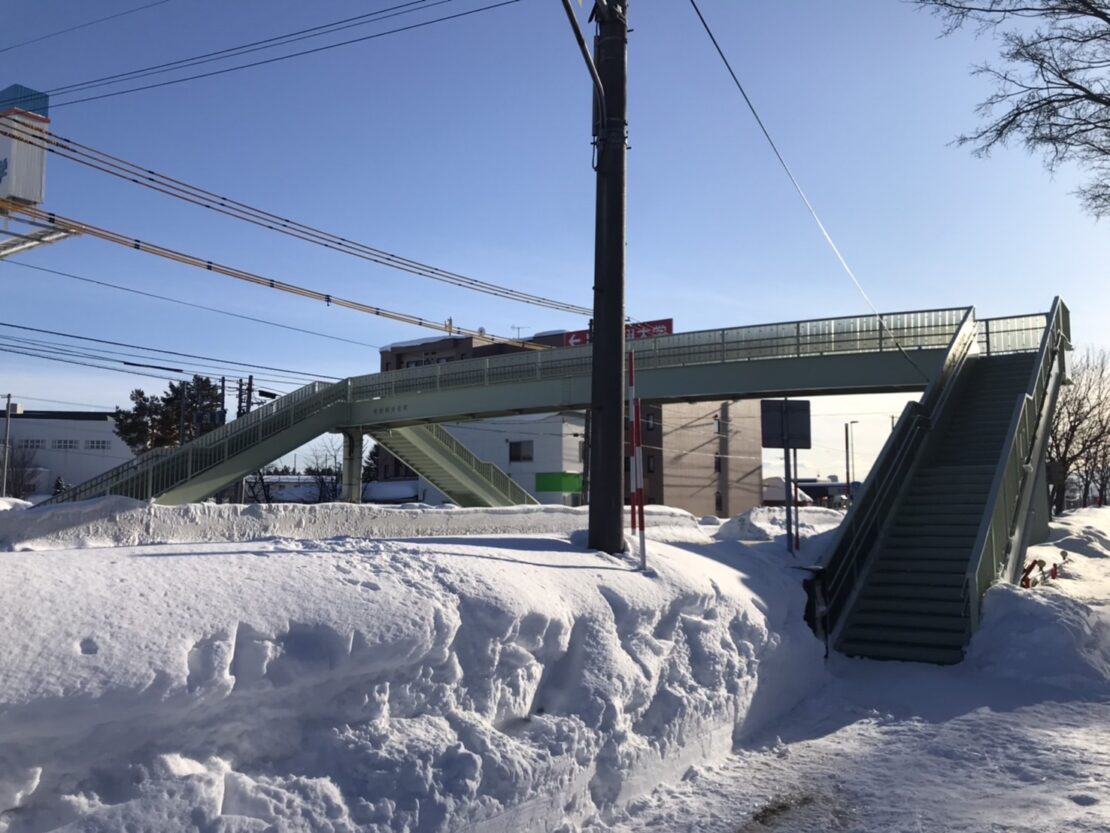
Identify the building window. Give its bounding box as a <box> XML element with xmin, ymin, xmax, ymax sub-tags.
<box><xmin>714</xmin><ymin>490</ymin><xmax>723</xmax><ymax>512</ymax></box>
<box><xmin>85</xmin><ymin>439</ymin><xmax>111</xmax><ymax>450</ymax></box>
<box><xmin>509</xmin><ymin>440</ymin><xmax>533</xmax><ymax>462</ymax></box>
<box><xmin>646</xmin><ymin>412</ymin><xmax>656</xmax><ymax>430</ymax></box>
<box><xmin>17</xmin><ymin>438</ymin><xmax>44</xmax><ymax>450</ymax></box>
<box><xmin>52</xmin><ymin>439</ymin><xmax>79</xmax><ymax>450</ymax></box>
<box><xmin>714</xmin><ymin>453</ymin><xmax>722</xmax><ymax>473</ymax></box>
<box><xmin>646</xmin><ymin>455</ymin><xmax>655</xmax><ymax>474</ymax></box>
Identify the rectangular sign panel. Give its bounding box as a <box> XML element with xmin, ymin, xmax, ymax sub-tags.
<box><xmin>761</xmin><ymin>400</ymin><xmax>812</xmax><ymax>449</ymax></box>
<box><xmin>563</xmin><ymin>318</ymin><xmax>673</xmax><ymax>347</ymax></box>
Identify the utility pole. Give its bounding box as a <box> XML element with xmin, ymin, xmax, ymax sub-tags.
<box><xmin>587</xmin><ymin>1</ymin><xmax>629</xmax><ymax>554</ymax></box>
<box><xmin>2</xmin><ymin>393</ymin><xmax>11</xmax><ymax>499</ymax></box>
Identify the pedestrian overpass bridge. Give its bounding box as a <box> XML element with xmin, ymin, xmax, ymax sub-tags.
<box><xmin>42</xmin><ymin>300</ymin><xmax>1070</xmax><ymax>667</ymax></box>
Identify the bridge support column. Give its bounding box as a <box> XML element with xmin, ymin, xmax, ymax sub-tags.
<box><xmin>340</xmin><ymin>429</ymin><xmax>363</xmax><ymax>504</ymax></box>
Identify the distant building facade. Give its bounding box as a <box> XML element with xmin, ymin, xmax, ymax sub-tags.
<box><xmin>374</xmin><ymin>332</ymin><xmax>763</xmax><ymax>516</ymax></box>
<box><xmin>2</xmin><ymin>409</ymin><xmax>132</xmax><ymax>497</ymax></box>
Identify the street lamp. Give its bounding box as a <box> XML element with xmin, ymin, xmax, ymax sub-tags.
<box><xmin>844</xmin><ymin>420</ymin><xmax>859</xmax><ymax>504</ymax></box>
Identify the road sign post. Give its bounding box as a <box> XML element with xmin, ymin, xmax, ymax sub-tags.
<box><xmin>761</xmin><ymin>399</ymin><xmax>811</xmax><ymax>554</ymax></box>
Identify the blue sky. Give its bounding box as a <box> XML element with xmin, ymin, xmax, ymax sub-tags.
<box><xmin>1</xmin><ymin>0</ymin><xmax>1107</xmax><ymax>477</ymax></box>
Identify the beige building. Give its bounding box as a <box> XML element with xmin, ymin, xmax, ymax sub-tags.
<box><xmin>375</xmin><ymin>333</ymin><xmax>762</xmax><ymax>518</ymax></box>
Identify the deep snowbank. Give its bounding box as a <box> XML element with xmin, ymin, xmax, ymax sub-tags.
<box><xmin>965</xmin><ymin>508</ymin><xmax>1110</xmax><ymax>696</ymax></box>
<box><xmin>597</xmin><ymin>507</ymin><xmax>1110</xmax><ymax>832</ymax></box>
<box><xmin>0</xmin><ymin>504</ymin><xmax>824</xmax><ymax>832</ymax></box>
<box><xmin>0</xmin><ymin>498</ymin><xmax>699</xmax><ymax>552</ymax></box>
<box><xmin>0</xmin><ymin>498</ymin><xmax>30</xmax><ymax>513</ymax></box>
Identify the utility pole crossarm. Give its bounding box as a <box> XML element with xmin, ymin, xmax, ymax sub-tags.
<box><xmin>0</xmin><ymin>227</ymin><xmax>74</xmax><ymax>259</ymax></box>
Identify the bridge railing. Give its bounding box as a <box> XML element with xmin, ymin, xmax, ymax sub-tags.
<box><xmin>965</xmin><ymin>298</ymin><xmax>1071</xmax><ymax>629</ymax></box>
<box><xmin>39</xmin><ymin>380</ymin><xmax>347</xmax><ymax>505</ymax></box>
<box><xmin>421</xmin><ymin>423</ymin><xmax>536</xmax><ymax>505</ymax></box>
<box><xmin>350</xmin><ymin>307</ymin><xmax>970</xmax><ymax>402</ymax></box>
<box><xmin>978</xmin><ymin>314</ymin><xmax>1049</xmax><ymax>356</ymax></box>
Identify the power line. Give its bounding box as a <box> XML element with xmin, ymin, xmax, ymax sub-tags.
<box><xmin>0</xmin><ymin>259</ymin><xmax>381</xmax><ymax>350</ymax></box>
<box><xmin>0</xmin><ymin>337</ymin><xmax>300</xmax><ymax>389</ymax></box>
<box><xmin>28</xmin><ymin>0</ymin><xmax>523</xmax><ymax>110</ymax></box>
<box><xmin>685</xmin><ymin>0</ymin><xmax>930</xmax><ymax>384</ymax></box>
<box><xmin>0</xmin><ymin>200</ymin><xmax>544</xmax><ymax>350</ymax></box>
<box><xmin>0</xmin><ymin>343</ymin><xmax>195</xmax><ymax>383</ymax></box>
<box><xmin>14</xmin><ymin>1</ymin><xmax>440</xmax><ymax>100</ymax></box>
<box><xmin>0</xmin><ymin>121</ymin><xmax>591</xmax><ymax>316</ymax></box>
<box><xmin>0</xmin><ymin>320</ymin><xmax>337</xmax><ymax>380</ymax></box>
<box><xmin>6</xmin><ymin>394</ymin><xmax>114</xmax><ymax>409</ymax></box>
<box><xmin>0</xmin><ymin>0</ymin><xmax>173</xmax><ymax>55</ymax></box>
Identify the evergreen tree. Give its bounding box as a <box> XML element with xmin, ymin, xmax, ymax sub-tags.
<box><xmin>113</xmin><ymin>375</ymin><xmax>225</xmax><ymax>453</ymax></box>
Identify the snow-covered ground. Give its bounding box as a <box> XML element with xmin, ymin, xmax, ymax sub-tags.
<box><xmin>0</xmin><ymin>501</ymin><xmax>825</xmax><ymax>832</ymax></box>
<box><xmin>1</xmin><ymin>501</ymin><xmax>1108</xmax><ymax>832</ymax></box>
<box><xmin>598</xmin><ymin>508</ymin><xmax>1110</xmax><ymax>833</ymax></box>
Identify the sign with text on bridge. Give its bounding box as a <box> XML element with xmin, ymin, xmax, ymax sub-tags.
<box><xmin>760</xmin><ymin>400</ymin><xmax>812</xmax><ymax>450</ymax></box>
<box><xmin>563</xmin><ymin>318</ymin><xmax>673</xmax><ymax>347</ymax></box>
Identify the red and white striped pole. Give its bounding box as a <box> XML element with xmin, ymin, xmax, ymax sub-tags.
<box><xmin>628</xmin><ymin>350</ymin><xmax>647</xmax><ymax>570</ymax></box>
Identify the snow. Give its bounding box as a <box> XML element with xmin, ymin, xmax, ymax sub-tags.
<box><xmin>381</xmin><ymin>335</ymin><xmax>468</xmax><ymax>351</ymax></box>
<box><xmin>595</xmin><ymin>507</ymin><xmax>1110</xmax><ymax>832</ymax></box>
<box><xmin>3</xmin><ymin>500</ymin><xmax>1109</xmax><ymax>832</ymax></box>
<box><xmin>0</xmin><ymin>502</ymin><xmax>822</xmax><ymax>832</ymax></box>
<box><xmin>0</xmin><ymin>498</ymin><xmax>30</xmax><ymax>512</ymax></box>
<box><xmin>717</xmin><ymin>506</ymin><xmax>843</xmax><ymax>545</ymax></box>
<box><xmin>0</xmin><ymin>499</ymin><xmax>699</xmax><ymax>552</ymax></box>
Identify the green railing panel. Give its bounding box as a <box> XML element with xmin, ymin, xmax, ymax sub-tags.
<box><xmin>964</xmin><ymin>298</ymin><xmax>1070</xmax><ymax>628</ymax></box>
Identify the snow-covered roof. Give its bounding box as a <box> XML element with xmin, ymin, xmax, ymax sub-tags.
<box><xmin>380</xmin><ymin>334</ymin><xmax>468</xmax><ymax>352</ymax></box>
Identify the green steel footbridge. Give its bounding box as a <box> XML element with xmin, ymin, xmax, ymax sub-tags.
<box><xmin>41</xmin><ymin>300</ymin><xmax>1071</xmax><ymax>665</ymax></box>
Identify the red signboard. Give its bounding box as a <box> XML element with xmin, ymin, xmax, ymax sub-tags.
<box><xmin>563</xmin><ymin>318</ymin><xmax>673</xmax><ymax>347</ymax></box>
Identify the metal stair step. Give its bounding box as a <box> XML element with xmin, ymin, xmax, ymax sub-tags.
<box><xmin>873</xmin><ymin>558</ymin><xmax>969</xmax><ymax>574</ymax></box>
<box><xmin>849</xmin><ymin>612</ymin><xmax>969</xmax><ymax>632</ymax></box>
<box><xmin>859</xmin><ymin>582</ymin><xmax>964</xmax><ymax>601</ymax></box>
<box><xmin>867</xmin><ymin>571</ymin><xmax>965</xmax><ymax>588</ymax></box>
<box><xmin>854</xmin><ymin>597</ymin><xmax>965</xmax><ymax>617</ymax></box>
<box><xmin>842</xmin><ymin>623</ymin><xmax>967</xmax><ymax>648</ymax></box>
<box><xmin>838</xmin><ymin>639</ymin><xmax>964</xmax><ymax>665</ymax></box>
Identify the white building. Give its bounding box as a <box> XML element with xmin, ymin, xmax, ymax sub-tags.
<box><xmin>2</xmin><ymin>409</ymin><xmax>132</xmax><ymax>498</ymax></box>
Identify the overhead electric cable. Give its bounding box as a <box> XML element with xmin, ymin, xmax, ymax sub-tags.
<box><xmin>8</xmin><ymin>0</ymin><xmax>440</xmax><ymax>100</ymax></box>
<box><xmin>0</xmin><ymin>320</ymin><xmax>338</xmax><ymax>380</ymax></box>
<box><xmin>7</xmin><ymin>394</ymin><xmax>114</xmax><ymax>409</ymax></box>
<box><xmin>0</xmin><ymin>0</ymin><xmax>173</xmax><ymax>55</ymax></box>
<box><xmin>0</xmin><ymin>121</ymin><xmax>591</xmax><ymax>316</ymax></box>
<box><xmin>0</xmin><ymin>344</ymin><xmax>194</xmax><ymax>383</ymax></box>
<box><xmin>0</xmin><ymin>336</ymin><xmax>301</xmax><ymax>388</ymax></box>
<box><xmin>21</xmin><ymin>0</ymin><xmax>522</xmax><ymax>110</ymax></box>
<box><xmin>0</xmin><ymin>200</ymin><xmax>546</xmax><ymax>350</ymax></box>
<box><xmin>0</xmin><ymin>260</ymin><xmax>381</xmax><ymax>350</ymax></box>
<box><xmin>685</xmin><ymin>0</ymin><xmax>929</xmax><ymax>383</ymax></box>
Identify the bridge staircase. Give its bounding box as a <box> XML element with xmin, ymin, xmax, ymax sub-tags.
<box><xmin>818</xmin><ymin>300</ymin><xmax>1071</xmax><ymax>664</ymax></box>
<box><xmin>372</xmin><ymin>424</ymin><xmax>537</xmax><ymax>507</ymax></box>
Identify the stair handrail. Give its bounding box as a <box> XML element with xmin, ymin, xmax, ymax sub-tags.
<box><xmin>38</xmin><ymin>380</ymin><xmax>345</xmax><ymax>505</ymax></box>
<box><xmin>424</xmin><ymin>423</ymin><xmax>537</xmax><ymax>505</ymax></box>
<box><xmin>963</xmin><ymin>297</ymin><xmax>1070</xmax><ymax>629</ymax></box>
<box><xmin>815</xmin><ymin>306</ymin><xmax>978</xmax><ymax>637</ymax></box>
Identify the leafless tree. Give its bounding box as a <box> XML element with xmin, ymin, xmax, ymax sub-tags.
<box><xmin>305</xmin><ymin>436</ymin><xmax>342</xmax><ymax>503</ymax></box>
<box><xmin>245</xmin><ymin>469</ymin><xmax>274</xmax><ymax>504</ymax></box>
<box><xmin>1049</xmin><ymin>347</ymin><xmax>1110</xmax><ymax>512</ymax></box>
<box><xmin>3</xmin><ymin>447</ymin><xmax>41</xmax><ymax>501</ymax></box>
<box><xmin>916</xmin><ymin>1</ymin><xmax>1110</xmax><ymax>216</ymax></box>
